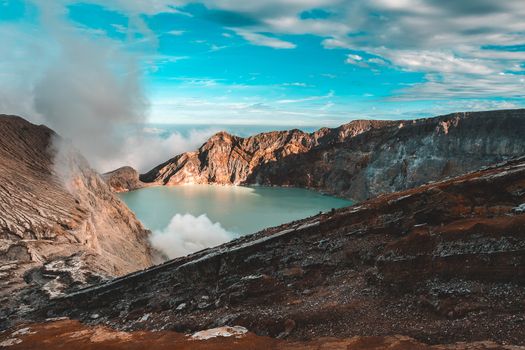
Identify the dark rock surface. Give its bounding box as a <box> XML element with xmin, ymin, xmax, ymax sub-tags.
<box><xmin>39</xmin><ymin>156</ymin><xmax>525</xmax><ymax>345</ymax></box>
<box><xmin>138</xmin><ymin>109</ymin><xmax>525</xmax><ymax>201</ymax></box>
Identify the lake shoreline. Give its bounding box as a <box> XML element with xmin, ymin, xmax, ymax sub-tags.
<box><xmin>118</xmin><ymin>184</ymin><xmax>353</xmax><ymax>235</ymax></box>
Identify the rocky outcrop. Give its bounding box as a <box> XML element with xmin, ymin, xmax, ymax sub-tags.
<box><xmin>139</xmin><ymin>109</ymin><xmax>525</xmax><ymax>201</ymax></box>
<box><xmin>102</xmin><ymin>166</ymin><xmax>147</xmax><ymax>193</ymax></box>
<box><xmin>37</xmin><ymin>156</ymin><xmax>525</xmax><ymax>345</ymax></box>
<box><xmin>0</xmin><ymin>115</ymin><xmax>156</xmax><ymax>324</ymax></box>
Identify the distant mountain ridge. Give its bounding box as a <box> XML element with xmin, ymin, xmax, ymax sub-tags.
<box><xmin>110</xmin><ymin>109</ymin><xmax>525</xmax><ymax>200</ymax></box>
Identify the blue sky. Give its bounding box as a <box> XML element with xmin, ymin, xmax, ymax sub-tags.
<box><xmin>1</xmin><ymin>0</ymin><xmax>525</xmax><ymax>127</ymax></box>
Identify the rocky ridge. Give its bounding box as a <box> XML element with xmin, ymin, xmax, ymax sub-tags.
<box><xmin>31</xmin><ymin>156</ymin><xmax>525</xmax><ymax>346</ymax></box>
<box><xmin>134</xmin><ymin>109</ymin><xmax>525</xmax><ymax>200</ymax></box>
<box><xmin>0</xmin><ymin>115</ymin><xmax>156</xmax><ymax>327</ymax></box>
<box><xmin>102</xmin><ymin>166</ymin><xmax>147</xmax><ymax>193</ymax></box>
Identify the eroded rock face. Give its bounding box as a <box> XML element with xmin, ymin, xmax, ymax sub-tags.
<box><xmin>0</xmin><ymin>115</ymin><xmax>156</xmax><ymax>324</ymax></box>
<box><xmin>138</xmin><ymin>109</ymin><xmax>525</xmax><ymax>200</ymax></box>
<box><xmin>139</xmin><ymin>120</ymin><xmax>392</xmax><ymax>192</ymax></box>
<box><xmin>42</xmin><ymin>157</ymin><xmax>525</xmax><ymax>345</ymax></box>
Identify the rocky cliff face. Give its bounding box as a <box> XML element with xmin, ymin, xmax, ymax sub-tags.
<box><xmin>36</xmin><ymin>156</ymin><xmax>525</xmax><ymax>345</ymax></box>
<box><xmin>139</xmin><ymin>109</ymin><xmax>525</xmax><ymax>201</ymax></box>
<box><xmin>102</xmin><ymin>166</ymin><xmax>147</xmax><ymax>193</ymax></box>
<box><xmin>0</xmin><ymin>115</ymin><xmax>156</xmax><ymax>324</ymax></box>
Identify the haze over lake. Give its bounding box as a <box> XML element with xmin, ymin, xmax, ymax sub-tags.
<box><xmin>119</xmin><ymin>185</ymin><xmax>352</xmax><ymax>236</ymax></box>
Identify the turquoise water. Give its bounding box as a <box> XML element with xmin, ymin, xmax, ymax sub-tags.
<box><xmin>119</xmin><ymin>185</ymin><xmax>352</xmax><ymax>235</ymax></box>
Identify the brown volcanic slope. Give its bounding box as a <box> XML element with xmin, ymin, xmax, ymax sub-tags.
<box><xmin>0</xmin><ymin>115</ymin><xmax>155</xmax><ymax>326</ymax></box>
<box><xmin>38</xmin><ymin>156</ymin><xmax>525</xmax><ymax>345</ymax></box>
<box><xmin>137</xmin><ymin>109</ymin><xmax>525</xmax><ymax>200</ymax></box>
<box><xmin>1</xmin><ymin>319</ymin><xmax>523</xmax><ymax>350</ymax></box>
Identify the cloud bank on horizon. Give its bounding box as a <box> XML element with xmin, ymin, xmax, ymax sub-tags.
<box><xmin>1</xmin><ymin>0</ymin><xmax>524</xmax><ymax>128</ymax></box>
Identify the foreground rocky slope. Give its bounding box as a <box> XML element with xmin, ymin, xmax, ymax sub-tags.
<box><xmin>0</xmin><ymin>115</ymin><xmax>156</xmax><ymax>327</ymax></box>
<box><xmin>2</xmin><ymin>319</ymin><xmax>523</xmax><ymax>350</ymax></box>
<box><xmin>137</xmin><ymin>109</ymin><xmax>525</xmax><ymax>200</ymax></box>
<box><xmin>29</xmin><ymin>156</ymin><xmax>525</xmax><ymax>346</ymax></box>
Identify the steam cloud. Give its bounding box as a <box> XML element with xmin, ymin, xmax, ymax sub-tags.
<box><xmin>1</xmin><ymin>1</ymin><xmax>209</xmax><ymax>175</ymax></box>
<box><xmin>149</xmin><ymin>214</ymin><xmax>233</xmax><ymax>259</ymax></box>
<box><xmin>30</xmin><ymin>1</ymin><xmax>148</xmax><ymax>172</ymax></box>
<box><xmin>103</xmin><ymin>127</ymin><xmax>218</xmax><ymax>173</ymax></box>
<box><xmin>1</xmin><ymin>2</ymin><xmax>227</xmax><ymax>264</ymax></box>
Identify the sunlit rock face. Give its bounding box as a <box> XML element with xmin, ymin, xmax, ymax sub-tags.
<box><xmin>0</xmin><ymin>115</ymin><xmax>156</xmax><ymax>326</ymax></box>
<box><xmin>139</xmin><ymin>120</ymin><xmax>392</xmax><ymax>190</ymax></box>
<box><xmin>138</xmin><ymin>109</ymin><xmax>525</xmax><ymax>201</ymax></box>
<box><xmin>102</xmin><ymin>166</ymin><xmax>147</xmax><ymax>193</ymax></box>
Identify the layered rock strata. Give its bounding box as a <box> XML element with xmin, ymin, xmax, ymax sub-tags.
<box><xmin>0</xmin><ymin>115</ymin><xmax>156</xmax><ymax>326</ymax></box>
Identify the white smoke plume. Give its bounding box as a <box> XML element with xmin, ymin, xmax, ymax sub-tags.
<box><xmin>30</xmin><ymin>0</ymin><xmax>148</xmax><ymax>173</ymax></box>
<box><xmin>149</xmin><ymin>213</ymin><xmax>233</xmax><ymax>259</ymax></box>
<box><xmin>0</xmin><ymin>1</ymin><xmax>207</xmax><ymax>175</ymax></box>
<box><xmin>100</xmin><ymin>127</ymin><xmax>218</xmax><ymax>173</ymax></box>
<box><xmin>1</xmin><ymin>2</ymin><xmax>232</xmax><ymax>264</ymax></box>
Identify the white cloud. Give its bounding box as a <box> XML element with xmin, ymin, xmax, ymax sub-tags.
<box><xmin>170</xmin><ymin>0</ymin><xmax>525</xmax><ymax>100</ymax></box>
<box><xmin>322</xmin><ymin>38</ymin><xmax>351</xmax><ymax>49</ymax></box>
<box><xmin>344</xmin><ymin>54</ymin><xmax>389</xmax><ymax>69</ymax></box>
<box><xmin>96</xmin><ymin>127</ymin><xmax>218</xmax><ymax>172</ymax></box>
<box><xmin>263</xmin><ymin>15</ymin><xmax>349</xmax><ymax>37</ymax></box>
<box><xmin>347</xmin><ymin>54</ymin><xmax>362</xmax><ymax>61</ymax></box>
<box><xmin>345</xmin><ymin>54</ymin><xmax>363</xmax><ymax>65</ymax></box>
<box><xmin>387</xmin><ymin>50</ymin><xmax>494</xmax><ymax>75</ymax></box>
<box><xmin>166</xmin><ymin>30</ymin><xmax>185</xmax><ymax>36</ymax></box>
<box><xmin>150</xmin><ymin>213</ymin><xmax>232</xmax><ymax>259</ymax></box>
<box><xmin>235</xmin><ymin>30</ymin><xmax>296</xmax><ymax>49</ymax></box>
<box><xmin>367</xmin><ymin>57</ymin><xmax>388</xmax><ymax>66</ymax></box>
<box><xmin>276</xmin><ymin>90</ymin><xmax>334</xmax><ymax>104</ymax></box>
<box><xmin>393</xmin><ymin>72</ymin><xmax>525</xmax><ymax>100</ymax></box>
<box><xmin>281</xmin><ymin>82</ymin><xmax>312</xmax><ymax>87</ymax></box>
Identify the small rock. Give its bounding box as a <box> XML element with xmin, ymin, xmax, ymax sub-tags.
<box><xmin>139</xmin><ymin>313</ymin><xmax>150</xmax><ymax>322</ymax></box>
<box><xmin>12</xmin><ymin>327</ymin><xmax>34</xmax><ymax>336</ymax></box>
<box><xmin>191</xmin><ymin>326</ymin><xmax>248</xmax><ymax>340</ymax></box>
<box><xmin>277</xmin><ymin>319</ymin><xmax>296</xmax><ymax>338</ymax></box>
<box><xmin>0</xmin><ymin>338</ymin><xmax>22</xmax><ymax>347</ymax></box>
<box><xmin>512</xmin><ymin>203</ymin><xmax>525</xmax><ymax>214</ymax></box>
<box><xmin>176</xmin><ymin>303</ymin><xmax>187</xmax><ymax>311</ymax></box>
<box><xmin>197</xmin><ymin>302</ymin><xmax>210</xmax><ymax>309</ymax></box>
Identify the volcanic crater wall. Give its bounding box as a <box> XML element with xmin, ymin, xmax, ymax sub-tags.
<box><xmin>0</xmin><ymin>115</ymin><xmax>156</xmax><ymax>324</ymax></box>
<box><xmin>137</xmin><ymin>109</ymin><xmax>525</xmax><ymax>201</ymax></box>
